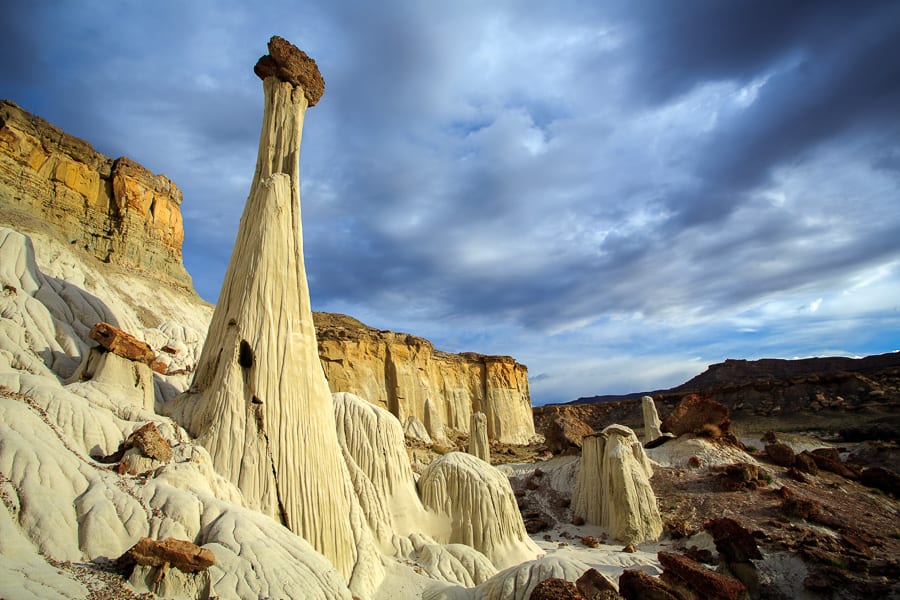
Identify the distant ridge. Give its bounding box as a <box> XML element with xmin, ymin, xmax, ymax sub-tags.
<box><xmin>570</xmin><ymin>351</ymin><xmax>900</xmax><ymax>406</ymax></box>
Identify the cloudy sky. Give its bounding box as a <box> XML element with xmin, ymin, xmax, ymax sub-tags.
<box><xmin>4</xmin><ymin>1</ymin><xmax>899</xmax><ymax>404</ymax></box>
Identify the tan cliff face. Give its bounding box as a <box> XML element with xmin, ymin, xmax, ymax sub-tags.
<box><xmin>315</xmin><ymin>313</ymin><xmax>536</xmax><ymax>445</ymax></box>
<box><xmin>0</xmin><ymin>100</ymin><xmax>192</xmax><ymax>289</ymax></box>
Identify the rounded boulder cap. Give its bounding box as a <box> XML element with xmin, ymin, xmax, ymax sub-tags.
<box><xmin>254</xmin><ymin>36</ymin><xmax>325</xmax><ymax>106</ymax></box>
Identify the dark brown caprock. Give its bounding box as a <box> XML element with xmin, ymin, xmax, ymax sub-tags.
<box><xmin>254</xmin><ymin>35</ymin><xmax>325</xmax><ymax>106</ymax></box>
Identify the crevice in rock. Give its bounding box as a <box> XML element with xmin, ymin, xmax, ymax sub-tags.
<box><xmin>238</xmin><ymin>340</ymin><xmax>254</xmax><ymax>369</ymax></box>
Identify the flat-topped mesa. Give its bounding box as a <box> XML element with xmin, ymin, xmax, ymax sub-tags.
<box><xmin>163</xmin><ymin>38</ymin><xmax>375</xmax><ymax>589</ymax></box>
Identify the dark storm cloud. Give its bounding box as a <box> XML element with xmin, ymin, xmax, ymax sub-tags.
<box><xmin>617</xmin><ymin>1</ymin><xmax>900</xmax><ymax>226</ymax></box>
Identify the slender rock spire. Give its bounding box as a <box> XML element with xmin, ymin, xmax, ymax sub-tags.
<box><xmin>163</xmin><ymin>37</ymin><xmax>365</xmax><ymax>580</ymax></box>
<box><xmin>468</xmin><ymin>412</ymin><xmax>490</xmax><ymax>462</ymax></box>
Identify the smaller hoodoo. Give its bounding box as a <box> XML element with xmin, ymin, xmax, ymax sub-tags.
<box><xmin>572</xmin><ymin>425</ymin><xmax>662</xmax><ymax>544</ymax></box>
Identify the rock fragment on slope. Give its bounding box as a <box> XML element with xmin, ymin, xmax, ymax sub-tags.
<box><xmin>88</xmin><ymin>322</ymin><xmax>156</xmax><ymax>364</ymax></box>
<box><xmin>572</xmin><ymin>425</ymin><xmax>662</xmax><ymax>544</ymax></box>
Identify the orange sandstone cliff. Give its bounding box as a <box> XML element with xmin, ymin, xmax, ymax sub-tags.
<box><xmin>0</xmin><ymin>100</ymin><xmax>191</xmax><ymax>289</ymax></box>
<box><xmin>316</xmin><ymin>313</ymin><xmax>536</xmax><ymax>444</ymax></box>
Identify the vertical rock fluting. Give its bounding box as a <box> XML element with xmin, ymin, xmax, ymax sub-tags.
<box><xmin>418</xmin><ymin>452</ymin><xmax>543</xmax><ymax>569</ymax></box>
<box><xmin>162</xmin><ymin>37</ymin><xmax>365</xmax><ymax>582</ymax></box>
<box><xmin>641</xmin><ymin>395</ymin><xmax>663</xmax><ymax>444</ymax></box>
<box><xmin>572</xmin><ymin>425</ymin><xmax>662</xmax><ymax>544</ymax></box>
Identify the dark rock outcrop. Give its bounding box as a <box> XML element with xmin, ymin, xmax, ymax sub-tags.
<box><xmin>661</xmin><ymin>395</ymin><xmax>731</xmax><ymax>438</ymax></box>
<box><xmin>254</xmin><ymin>35</ymin><xmax>325</xmax><ymax>106</ymax></box>
<box><xmin>658</xmin><ymin>551</ymin><xmax>747</xmax><ymax>600</ymax></box>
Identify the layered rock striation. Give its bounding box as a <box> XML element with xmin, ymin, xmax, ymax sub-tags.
<box><xmin>316</xmin><ymin>313</ymin><xmax>535</xmax><ymax>444</ymax></box>
<box><xmin>0</xmin><ymin>100</ymin><xmax>191</xmax><ymax>289</ymax></box>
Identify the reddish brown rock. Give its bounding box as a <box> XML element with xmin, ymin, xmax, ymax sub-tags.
<box><xmin>150</xmin><ymin>359</ymin><xmax>168</xmax><ymax>375</ymax></box>
<box><xmin>541</xmin><ymin>410</ymin><xmax>596</xmax><ymax>454</ymax></box>
<box><xmin>618</xmin><ymin>569</ymin><xmax>681</xmax><ymax>600</ymax></box>
<box><xmin>530</xmin><ymin>578</ymin><xmax>585</xmax><ymax>600</ymax></box>
<box><xmin>704</xmin><ymin>518</ymin><xmax>762</xmax><ymax>562</ymax></box>
<box><xmin>89</xmin><ymin>322</ymin><xmax>156</xmax><ymax>365</ymax></box>
<box><xmin>780</xmin><ymin>494</ymin><xmax>822</xmax><ymax>520</ymax></box>
<box><xmin>795</xmin><ymin>451</ymin><xmax>819</xmax><ymax>475</ymax></box>
<box><xmin>253</xmin><ymin>36</ymin><xmax>324</xmax><ymax>106</ymax></box>
<box><xmin>660</xmin><ymin>394</ymin><xmax>731</xmax><ymax>438</ymax></box>
<box><xmin>786</xmin><ymin>467</ymin><xmax>808</xmax><ymax>482</ymax></box>
<box><xmin>576</xmin><ymin>568</ymin><xmax>619</xmax><ymax>597</ymax></box>
<box><xmin>126</xmin><ymin>422</ymin><xmax>173</xmax><ymax>462</ymax></box>
<box><xmin>764</xmin><ymin>442</ymin><xmax>796</xmax><ymax>467</ymax></box>
<box><xmin>810</xmin><ymin>448</ymin><xmax>859</xmax><ymax>479</ymax></box>
<box><xmin>721</xmin><ymin>462</ymin><xmax>759</xmax><ymax>483</ymax></box>
<box><xmin>664</xmin><ymin>519</ymin><xmax>694</xmax><ymax>539</ymax></box>
<box><xmin>581</xmin><ymin>536</ymin><xmax>601</xmax><ymax>549</ymax></box>
<box><xmin>860</xmin><ymin>466</ymin><xmax>900</xmax><ymax>496</ymax></box>
<box><xmin>658</xmin><ymin>551</ymin><xmax>747</xmax><ymax>600</ymax></box>
<box><xmin>120</xmin><ymin>537</ymin><xmax>215</xmax><ymax>573</ymax></box>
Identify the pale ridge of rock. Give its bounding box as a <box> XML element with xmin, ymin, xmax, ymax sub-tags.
<box><xmin>425</xmin><ymin>555</ymin><xmax>592</xmax><ymax>600</ymax></box>
<box><xmin>572</xmin><ymin>424</ymin><xmax>662</xmax><ymax>544</ymax></box>
<box><xmin>418</xmin><ymin>452</ymin><xmax>542</xmax><ymax>569</ymax></box>
<box><xmin>0</xmin><ymin>501</ymin><xmax>88</xmax><ymax>600</ymax></box>
<box><xmin>407</xmin><ymin>535</ymin><xmax>497</xmax><ymax>587</ymax></box>
<box><xmin>332</xmin><ymin>392</ymin><xmax>436</xmax><ymax>546</ymax></box>
<box><xmin>468</xmin><ymin>412</ymin><xmax>490</xmax><ymax>462</ymax></box>
<box><xmin>641</xmin><ymin>395</ymin><xmax>663</xmax><ymax>443</ymax></box>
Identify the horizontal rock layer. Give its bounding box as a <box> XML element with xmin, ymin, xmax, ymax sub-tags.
<box><xmin>315</xmin><ymin>313</ymin><xmax>535</xmax><ymax>445</ymax></box>
<box><xmin>0</xmin><ymin>100</ymin><xmax>192</xmax><ymax>290</ymax></box>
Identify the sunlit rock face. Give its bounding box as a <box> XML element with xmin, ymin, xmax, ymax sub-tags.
<box><xmin>0</xmin><ymin>101</ymin><xmax>191</xmax><ymax>290</ymax></box>
<box><xmin>316</xmin><ymin>313</ymin><xmax>536</xmax><ymax>444</ymax></box>
<box><xmin>162</xmin><ymin>37</ymin><xmax>376</xmax><ymax>586</ymax></box>
<box><xmin>572</xmin><ymin>425</ymin><xmax>662</xmax><ymax>544</ymax></box>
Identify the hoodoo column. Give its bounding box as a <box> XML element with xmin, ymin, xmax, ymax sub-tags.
<box><xmin>163</xmin><ymin>37</ymin><xmax>361</xmax><ymax>579</ymax></box>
